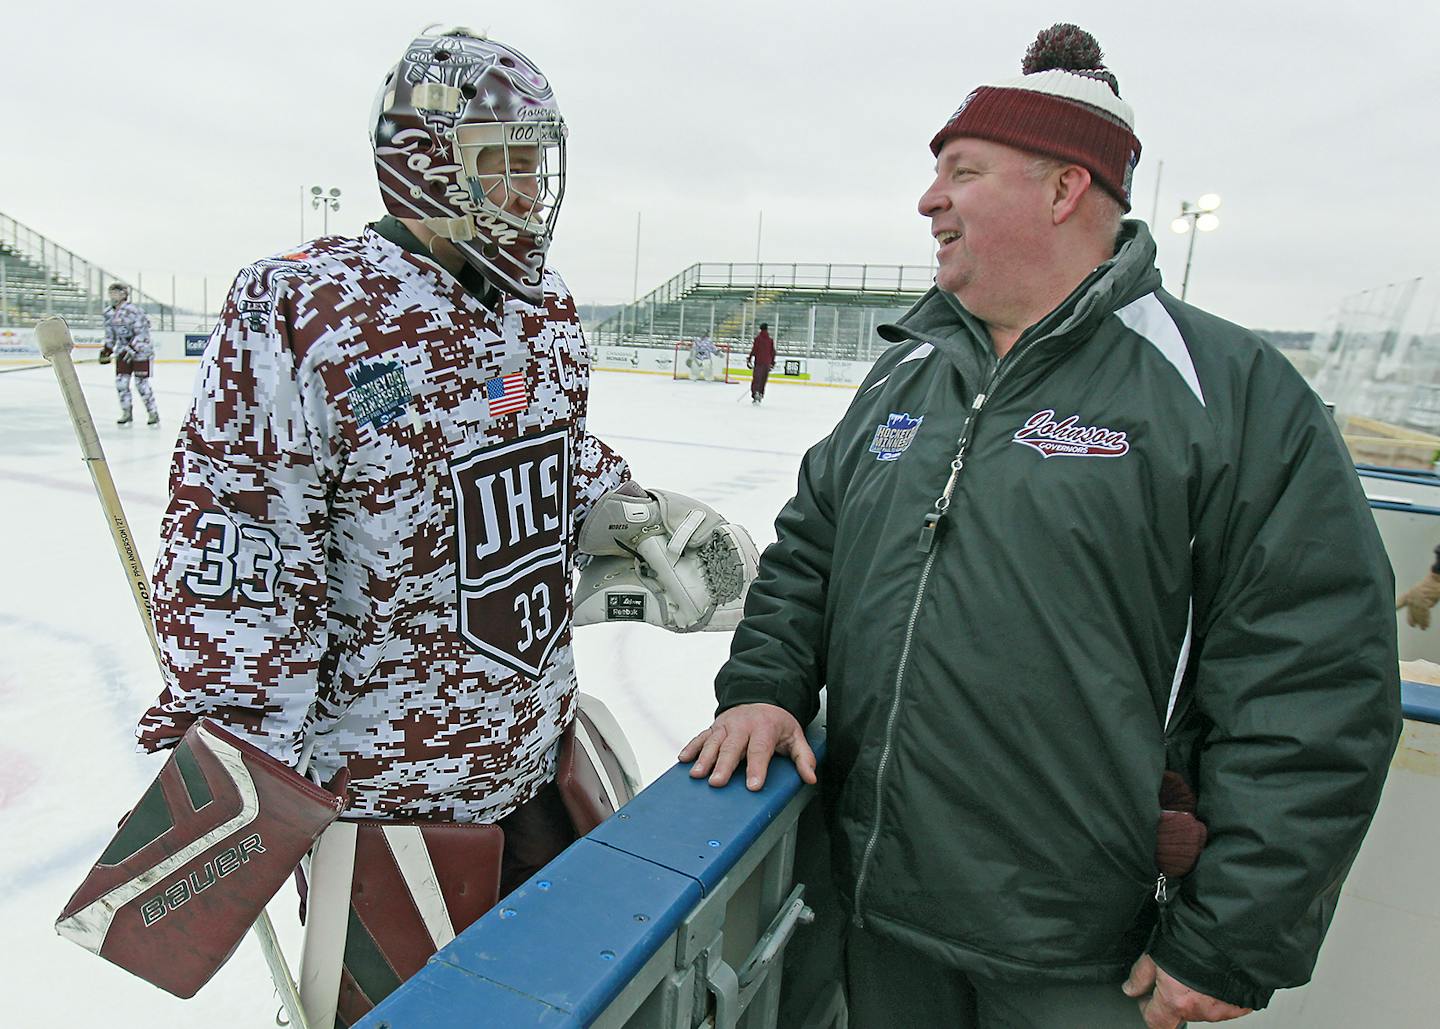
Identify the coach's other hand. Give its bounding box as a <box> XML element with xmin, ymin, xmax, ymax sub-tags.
<box><xmin>679</xmin><ymin>703</ymin><xmax>817</xmax><ymax>791</ymax></box>
<box><xmin>1123</xmin><ymin>953</ymin><xmax>1253</xmax><ymax>1028</ymax></box>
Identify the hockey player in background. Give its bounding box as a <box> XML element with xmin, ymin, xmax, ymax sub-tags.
<box><xmin>99</xmin><ymin>282</ymin><xmax>158</xmax><ymax>425</ymax></box>
<box><xmin>132</xmin><ymin>27</ymin><xmax>757</xmax><ymax>1025</ymax></box>
<box><xmin>748</xmin><ymin>322</ymin><xmax>776</xmax><ymax>403</ymax></box>
<box><xmin>688</xmin><ymin>331</ymin><xmax>719</xmax><ymax>379</ymax></box>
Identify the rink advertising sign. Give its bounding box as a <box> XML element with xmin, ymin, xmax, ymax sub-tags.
<box><xmin>0</xmin><ymin>327</ymin><xmax>37</xmax><ymax>354</ymax></box>
<box><xmin>184</xmin><ymin>333</ymin><xmax>210</xmax><ymax>357</ymax></box>
<box><xmin>451</xmin><ymin>429</ymin><xmax>571</xmax><ymax>677</ymax></box>
<box><xmin>599</xmin><ymin>347</ymin><xmax>639</xmax><ymax>367</ymax></box>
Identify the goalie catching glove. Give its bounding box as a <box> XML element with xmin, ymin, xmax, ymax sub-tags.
<box><xmin>575</xmin><ymin>481</ymin><xmax>760</xmax><ymax>632</ymax></box>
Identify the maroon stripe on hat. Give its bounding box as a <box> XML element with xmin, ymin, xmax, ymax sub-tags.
<box><xmin>350</xmin><ymin>827</ymin><xmax>438</xmax><ymax>981</ymax></box>
<box><xmin>930</xmin><ymin>86</ymin><xmax>1140</xmax><ymax>208</ymax></box>
<box><xmin>420</xmin><ymin>823</ymin><xmax>504</xmax><ymax>935</ymax></box>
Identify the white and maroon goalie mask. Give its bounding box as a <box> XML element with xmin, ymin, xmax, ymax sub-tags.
<box><xmin>371</xmin><ymin>28</ymin><xmax>567</xmax><ymax>302</ymax></box>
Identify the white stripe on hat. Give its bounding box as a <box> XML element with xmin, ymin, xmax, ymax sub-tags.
<box><xmin>986</xmin><ymin>68</ymin><xmax>1136</xmax><ymax>132</ymax></box>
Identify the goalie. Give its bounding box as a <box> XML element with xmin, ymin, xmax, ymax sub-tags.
<box><xmin>101</xmin><ymin>26</ymin><xmax>758</xmax><ymax>1029</ymax></box>
<box><xmin>685</xmin><ymin>332</ymin><xmax>722</xmax><ymax>380</ymax></box>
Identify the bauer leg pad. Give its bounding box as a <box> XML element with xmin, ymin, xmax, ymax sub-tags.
<box><xmin>299</xmin><ymin>820</ymin><xmax>504</xmax><ymax>1027</ymax></box>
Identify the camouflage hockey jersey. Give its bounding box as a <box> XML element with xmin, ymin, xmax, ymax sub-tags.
<box><xmin>136</xmin><ymin>229</ymin><xmax>630</xmax><ymax>823</ymax></box>
<box><xmin>103</xmin><ymin>301</ymin><xmax>153</xmax><ymax>360</ymax></box>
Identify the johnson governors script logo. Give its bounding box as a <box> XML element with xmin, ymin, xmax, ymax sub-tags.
<box><xmin>1012</xmin><ymin>409</ymin><xmax>1130</xmax><ymax>459</ymax></box>
<box><xmin>869</xmin><ymin>412</ymin><xmax>924</xmax><ymax>461</ymax></box>
<box><xmin>451</xmin><ymin>429</ymin><xmax>570</xmax><ymax>677</ymax></box>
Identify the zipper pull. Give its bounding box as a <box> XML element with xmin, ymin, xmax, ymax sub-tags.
<box><xmin>972</xmin><ymin>392</ymin><xmax>987</xmax><ymax>410</ymax></box>
<box><xmin>1154</xmin><ymin>873</ymin><xmax>1168</xmax><ymax>903</ymax></box>
<box><xmin>917</xmin><ymin>511</ymin><xmax>941</xmax><ymax>552</ymax></box>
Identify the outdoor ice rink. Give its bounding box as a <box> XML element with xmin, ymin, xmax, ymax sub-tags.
<box><xmin>0</xmin><ymin>359</ymin><xmax>852</xmax><ymax>1026</ymax></box>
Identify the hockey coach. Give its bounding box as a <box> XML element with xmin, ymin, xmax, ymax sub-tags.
<box><xmin>682</xmin><ymin>22</ymin><xmax>1401</xmax><ymax>1029</ymax></box>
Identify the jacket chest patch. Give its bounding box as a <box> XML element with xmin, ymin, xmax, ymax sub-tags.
<box><xmin>869</xmin><ymin>412</ymin><xmax>924</xmax><ymax>461</ymax></box>
<box><xmin>1012</xmin><ymin>409</ymin><xmax>1130</xmax><ymax>459</ymax></box>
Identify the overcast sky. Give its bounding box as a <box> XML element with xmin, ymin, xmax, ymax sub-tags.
<box><xmin>4</xmin><ymin>1</ymin><xmax>1437</xmax><ymax>330</ymax></box>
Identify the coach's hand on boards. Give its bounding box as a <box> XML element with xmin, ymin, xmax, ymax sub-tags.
<box><xmin>679</xmin><ymin>703</ymin><xmax>818</xmax><ymax>791</ymax></box>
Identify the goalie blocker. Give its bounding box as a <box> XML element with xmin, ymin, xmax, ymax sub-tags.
<box><xmin>574</xmin><ymin>482</ymin><xmax>760</xmax><ymax>632</ymax></box>
<box><xmin>54</xmin><ymin>719</ymin><xmax>347</xmax><ymax>999</ymax></box>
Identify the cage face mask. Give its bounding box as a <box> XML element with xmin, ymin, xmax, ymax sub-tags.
<box><xmin>371</xmin><ymin>29</ymin><xmax>567</xmax><ymax>301</ymax></box>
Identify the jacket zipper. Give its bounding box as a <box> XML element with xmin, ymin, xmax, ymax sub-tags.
<box><xmin>851</xmin><ymin>330</ymin><xmax>1051</xmax><ymax>927</ymax></box>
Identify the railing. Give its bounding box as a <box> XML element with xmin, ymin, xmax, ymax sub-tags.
<box><xmin>641</xmin><ymin>263</ymin><xmax>935</xmax><ymax>305</ymax></box>
<box><xmin>628</xmin><ymin>262</ymin><xmax>933</xmax><ymax>311</ymax></box>
<box><xmin>0</xmin><ymin>210</ymin><xmax>178</xmax><ymax>329</ymax></box>
<box><xmin>592</xmin><ymin>262</ymin><xmax>934</xmax><ymax>362</ymax></box>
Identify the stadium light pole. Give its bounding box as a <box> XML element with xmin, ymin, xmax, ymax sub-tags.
<box><xmin>1170</xmin><ymin>193</ymin><xmax>1221</xmax><ymax>302</ymax></box>
<box><xmin>310</xmin><ymin>185</ymin><xmax>343</xmax><ymax>236</ymax></box>
<box><xmin>750</xmin><ymin>210</ymin><xmax>763</xmax><ymax>341</ymax></box>
<box><xmin>632</xmin><ymin>211</ymin><xmax>641</xmax><ymax>303</ymax></box>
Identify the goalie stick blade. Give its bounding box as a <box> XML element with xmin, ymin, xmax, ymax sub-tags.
<box><xmin>55</xmin><ymin>719</ymin><xmax>346</xmax><ymax>998</ymax></box>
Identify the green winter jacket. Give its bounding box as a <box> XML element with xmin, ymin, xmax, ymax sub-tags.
<box><xmin>714</xmin><ymin>221</ymin><xmax>1401</xmax><ymax>1009</ymax></box>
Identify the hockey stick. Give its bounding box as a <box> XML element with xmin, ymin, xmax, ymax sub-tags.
<box><xmin>35</xmin><ymin>317</ymin><xmax>313</xmax><ymax>1029</ymax></box>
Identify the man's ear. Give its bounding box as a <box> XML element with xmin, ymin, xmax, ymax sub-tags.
<box><xmin>1052</xmin><ymin>165</ymin><xmax>1093</xmax><ymax>225</ymax></box>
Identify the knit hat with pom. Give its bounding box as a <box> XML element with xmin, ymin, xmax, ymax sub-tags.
<box><xmin>929</xmin><ymin>24</ymin><xmax>1141</xmax><ymax>210</ymax></box>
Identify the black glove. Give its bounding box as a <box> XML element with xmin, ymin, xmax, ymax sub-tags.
<box><xmin>97</xmin><ymin>348</ymin><xmax>113</xmax><ymax>365</ymax></box>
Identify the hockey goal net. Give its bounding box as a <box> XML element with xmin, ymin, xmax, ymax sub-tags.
<box><xmin>673</xmin><ymin>341</ymin><xmax>738</xmax><ymax>383</ymax></box>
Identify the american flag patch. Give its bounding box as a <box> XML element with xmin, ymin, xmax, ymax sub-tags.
<box><xmin>484</xmin><ymin>372</ymin><xmax>528</xmax><ymax>417</ymax></box>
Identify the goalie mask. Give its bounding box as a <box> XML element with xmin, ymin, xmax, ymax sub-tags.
<box><xmin>371</xmin><ymin>28</ymin><xmax>566</xmax><ymax>302</ymax></box>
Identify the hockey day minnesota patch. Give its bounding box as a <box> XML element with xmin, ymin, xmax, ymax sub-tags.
<box><xmin>869</xmin><ymin>412</ymin><xmax>924</xmax><ymax>461</ymax></box>
<box><xmin>346</xmin><ymin>360</ymin><xmax>412</xmax><ymax>429</ymax></box>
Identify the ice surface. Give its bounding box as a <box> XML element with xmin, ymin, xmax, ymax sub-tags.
<box><xmin>0</xmin><ymin>359</ymin><xmax>852</xmax><ymax>1026</ymax></box>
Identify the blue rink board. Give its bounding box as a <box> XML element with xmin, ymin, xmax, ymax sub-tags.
<box><xmin>1402</xmin><ymin>678</ymin><xmax>1440</xmax><ymax>724</ymax></box>
<box><xmin>358</xmin><ymin>735</ymin><xmax>825</xmax><ymax>1028</ymax></box>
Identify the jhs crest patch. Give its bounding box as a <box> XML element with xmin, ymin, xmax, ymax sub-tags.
<box><xmin>1012</xmin><ymin>409</ymin><xmax>1130</xmax><ymax>459</ymax></box>
<box><xmin>450</xmin><ymin>429</ymin><xmax>570</xmax><ymax>677</ymax></box>
<box><xmin>869</xmin><ymin>412</ymin><xmax>924</xmax><ymax>461</ymax></box>
<box><xmin>346</xmin><ymin>360</ymin><xmax>412</xmax><ymax>429</ymax></box>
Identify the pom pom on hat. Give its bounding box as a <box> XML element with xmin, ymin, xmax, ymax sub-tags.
<box><xmin>1022</xmin><ymin>23</ymin><xmax>1104</xmax><ymax>76</ymax></box>
<box><xmin>929</xmin><ymin>24</ymin><xmax>1141</xmax><ymax>210</ymax></box>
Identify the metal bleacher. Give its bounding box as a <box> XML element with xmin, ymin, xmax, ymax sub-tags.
<box><xmin>0</xmin><ymin>211</ymin><xmax>173</xmax><ymax>330</ymax></box>
<box><xmin>590</xmin><ymin>262</ymin><xmax>934</xmax><ymax>363</ymax></box>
